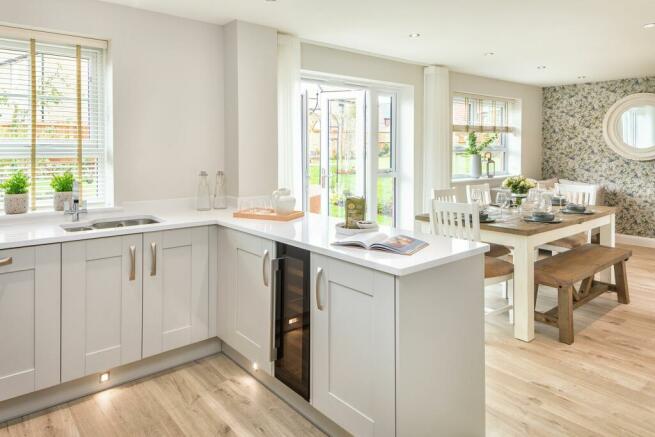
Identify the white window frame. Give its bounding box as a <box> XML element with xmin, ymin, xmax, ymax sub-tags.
<box><xmin>0</xmin><ymin>25</ymin><xmax>112</xmax><ymax>210</ymax></box>
<box><xmin>300</xmin><ymin>74</ymin><xmax>402</xmax><ymax>226</ymax></box>
<box><xmin>451</xmin><ymin>93</ymin><xmax>514</xmax><ymax>180</ymax></box>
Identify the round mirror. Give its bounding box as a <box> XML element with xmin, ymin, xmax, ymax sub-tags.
<box><xmin>603</xmin><ymin>93</ymin><xmax>655</xmax><ymax>161</ymax></box>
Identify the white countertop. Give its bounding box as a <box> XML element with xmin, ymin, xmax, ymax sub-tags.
<box><xmin>0</xmin><ymin>199</ymin><xmax>488</xmax><ymax>276</ymax></box>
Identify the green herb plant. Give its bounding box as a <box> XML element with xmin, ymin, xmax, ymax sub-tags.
<box><xmin>464</xmin><ymin>132</ymin><xmax>498</xmax><ymax>156</ymax></box>
<box><xmin>50</xmin><ymin>171</ymin><xmax>75</xmax><ymax>193</ymax></box>
<box><xmin>0</xmin><ymin>170</ymin><xmax>30</xmax><ymax>195</ymax></box>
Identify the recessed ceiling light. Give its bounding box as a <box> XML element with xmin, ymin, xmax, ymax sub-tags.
<box><xmin>537</xmin><ymin>65</ymin><xmax>547</xmax><ymax>70</ymax></box>
<box><xmin>408</xmin><ymin>33</ymin><xmax>421</xmax><ymax>38</ymax></box>
<box><xmin>484</xmin><ymin>52</ymin><xmax>495</xmax><ymax>56</ymax></box>
<box><xmin>643</xmin><ymin>23</ymin><xmax>655</xmax><ymax>29</ymax></box>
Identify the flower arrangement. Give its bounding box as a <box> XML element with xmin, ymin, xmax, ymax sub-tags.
<box><xmin>502</xmin><ymin>175</ymin><xmax>536</xmax><ymax>195</ymax></box>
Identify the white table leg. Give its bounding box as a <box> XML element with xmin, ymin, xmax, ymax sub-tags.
<box><xmin>511</xmin><ymin>239</ymin><xmax>535</xmax><ymax>342</ymax></box>
<box><xmin>599</xmin><ymin>213</ymin><xmax>616</xmax><ymax>283</ymax></box>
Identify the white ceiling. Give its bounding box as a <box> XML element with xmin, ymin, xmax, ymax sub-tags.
<box><xmin>100</xmin><ymin>0</ymin><xmax>655</xmax><ymax>86</ymax></box>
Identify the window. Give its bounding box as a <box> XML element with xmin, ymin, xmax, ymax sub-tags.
<box><xmin>0</xmin><ymin>28</ymin><xmax>107</xmax><ymax>210</ymax></box>
<box><xmin>301</xmin><ymin>80</ymin><xmax>398</xmax><ymax>225</ymax></box>
<box><xmin>452</xmin><ymin>94</ymin><xmax>513</xmax><ymax>179</ymax></box>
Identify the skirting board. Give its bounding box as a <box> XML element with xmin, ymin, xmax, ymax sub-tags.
<box><xmin>221</xmin><ymin>343</ymin><xmax>349</xmax><ymax>437</ymax></box>
<box><xmin>0</xmin><ymin>338</ymin><xmax>221</xmax><ymax>424</ymax></box>
<box><xmin>617</xmin><ymin>233</ymin><xmax>655</xmax><ymax>248</ymax></box>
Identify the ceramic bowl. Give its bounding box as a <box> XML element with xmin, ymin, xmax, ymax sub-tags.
<box><xmin>566</xmin><ymin>203</ymin><xmax>586</xmax><ymax>212</ymax></box>
<box><xmin>532</xmin><ymin>211</ymin><xmax>555</xmax><ymax>221</ymax></box>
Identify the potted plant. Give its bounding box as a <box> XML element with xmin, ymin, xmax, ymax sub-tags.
<box><xmin>0</xmin><ymin>170</ymin><xmax>30</xmax><ymax>214</ymax></box>
<box><xmin>51</xmin><ymin>171</ymin><xmax>75</xmax><ymax>211</ymax></box>
<box><xmin>464</xmin><ymin>132</ymin><xmax>497</xmax><ymax>179</ymax></box>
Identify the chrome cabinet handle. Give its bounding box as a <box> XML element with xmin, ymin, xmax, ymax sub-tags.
<box><xmin>150</xmin><ymin>242</ymin><xmax>157</xmax><ymax>277</ymax></box>
<box><xmin>0</xmin><ymin>257</ymin><xmax>12</xmax><ymax>267</ymax></box>
<box><xmin>262</xmin><ymin>249</ymin><xmax>270</xmax><ymax>286</ymax></box>
<box><xmin>315</xmin><ymin>267</ymin><xmax>324</xmax><ymax>311</ymax></box>
<box><xmin>129</xmin><ymin>245</ymin><xmax>136</xmax><ymax>281</ymax></box>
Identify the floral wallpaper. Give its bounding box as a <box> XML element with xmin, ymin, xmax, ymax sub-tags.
<box><xmin>542</xmin><ymin>77</ymin><xmax>655</xmax><ymax>237</ymax></box>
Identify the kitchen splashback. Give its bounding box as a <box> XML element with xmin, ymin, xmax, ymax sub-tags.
<box><xmin>542</xmin><ymin>77</ymin><xmax>655</xmax><ymax>238</ymax></box>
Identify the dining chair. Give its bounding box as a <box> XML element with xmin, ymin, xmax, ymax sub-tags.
<box><xmin>432</xmin><ymin>187</ymin><xmax>458</xmax><ymax>203</ymax></box>
<box><xmin>541</xmin><ymin>183</ymin><xmax>597</xmax><ymax>253</ymax></box>
<box><xmin>431</xmin><ymin>200</ymin><xmax>514</xmax><ymax>321</ymax></box>
<box><xmin>466</xmin><ymin>183</ymin><xmax>492</xmax><ymax>205</ymax></box>
<box><xmin>555</xmin><ymin>183</ymin><xmax>597</xmax><ymax>206</ymax></box>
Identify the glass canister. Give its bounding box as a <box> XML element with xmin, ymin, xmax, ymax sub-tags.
<box><xmin>196</xmin><ymin>171</ymin><xmax>211</xmax><ymax>211</ymax></box>
<box><xmin>213</xmin><ymin>171</ymin><xmax>227</xmax><ymax>209</ymax></box>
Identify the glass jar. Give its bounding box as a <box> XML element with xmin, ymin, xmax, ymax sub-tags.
<box><xmin>196</xmin><ymin>171</ymin><xmax>211</xmax><ymax>211</ymax></box>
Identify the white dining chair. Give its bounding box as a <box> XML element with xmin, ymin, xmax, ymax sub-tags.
<box><xmin>466</xmin><ymin>183</ymin><xmax>492</xmax><ymax>206</ymax></box>
<box><xmin>431</xmin><ymin>200</ymin><xmax>514</xmax><ymax>321</ymax></box>
<box><xmin>462</xmin><ymin>183</ymin><xmax>511</xmax><ymax>258</ymax></box>
<box><xmin>555</xmin><ymin>182</ymin><xmax>597</xmax><ymax>206</ymax></box>
<box><xmin>432</xmin><ymin>187</ymin><xmax>458</xmax><ymax>203</ymax></box>
<box><xmin>541</xmin><ymin>183</ymin><xmax>597</xmax><ymax>253</ymax></box>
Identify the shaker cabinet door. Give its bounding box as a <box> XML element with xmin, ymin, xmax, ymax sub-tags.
<box><xmin>143</xmin><ymin>226</ymin><xmax>210</xmax><ymax>358</ymax></box>
<box><xmin>218</xmin><ymin>228</ymin><xmax>275</xmax><ymax>374</ymax></box>
<box><xmin>61</xmin><ymin>235</ymin><xmax>143</xmax><ymax>382</ymax></box>
<box><xmin>0</xmin><ymin>245</ymin><xmax>60</xmax><ymax>402</ymax></box>
<box><xmin>311</xmin><ymin>253</ymin><xmax>396</xmax><ymax>437</ymax></box>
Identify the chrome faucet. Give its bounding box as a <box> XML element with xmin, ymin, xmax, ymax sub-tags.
<box><xmin>64</xmin><ymin>181</ymin><xmax>88</xmax><ymax>222</ymax></box>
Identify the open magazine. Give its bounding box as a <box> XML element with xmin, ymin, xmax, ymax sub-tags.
<box><xmin>332</xmin><ymin>232</ymin><xmax>428</xmax><ymax>255</ymax></box>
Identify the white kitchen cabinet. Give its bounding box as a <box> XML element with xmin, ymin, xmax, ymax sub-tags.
<box><xmin>0</xmin><ymin>245</ymin><xmax>60</xmax><ymax>402</ymax></box>
<box><xmin>62</xmin><ymin>235</ymin><xmax>143</xmax><ymax>382</ymax></box>
<box><xmin>218</xmin><ymin>228</ymin><xmax>275</xmax><ymax>374</ymax></box>
<box><xmin>143</xmin><ymin>226</ymin><xmax>210</xmax><ymax>357</ymax></box>
<box><xmin>311</xmin><ymin>253</ymin><xmax>396</xmax><ymax>437</ymax></box>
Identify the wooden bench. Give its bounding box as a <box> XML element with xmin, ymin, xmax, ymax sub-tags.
<box><xmin>533</xmin><ymin>244</ymin><xmax>632</xmax><ymax>344</ymax></box>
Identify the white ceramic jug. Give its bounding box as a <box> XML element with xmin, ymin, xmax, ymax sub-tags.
<box><xmin>272</xmin><ymin>188</ymin><xmax>296</xmax><ymax>215</ymax></box>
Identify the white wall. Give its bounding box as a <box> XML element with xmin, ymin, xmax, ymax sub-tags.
<box><xmin>0</xmin><ymin>0</ymin><xmax>224</xmax><ymax>204</ymax></box>
<box><xmin>223</xmin><ymin>21</ymin><xmax>278</xmax><ymax>199</ymax></box>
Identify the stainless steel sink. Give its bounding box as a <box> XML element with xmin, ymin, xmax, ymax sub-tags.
<box><xmin>61</xmin><ymin>216</ymin><xmax>161</xmax><ymax>232</ymax></box>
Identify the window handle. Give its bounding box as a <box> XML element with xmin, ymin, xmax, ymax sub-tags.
<box><xmin>320</xmin><ymin>168</ymin><xmax>326</xmax><ymax>189</ymax></box>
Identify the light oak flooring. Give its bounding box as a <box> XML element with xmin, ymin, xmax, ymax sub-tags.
<box><xmin>1</xmin><ymin>243</ymin><xmax>653</xmax><ymax>436</ymax></box>
<box><xmin>0</xmin><ymin>354</ymin><xmax>325</xmax><ymax>437</ymax></box>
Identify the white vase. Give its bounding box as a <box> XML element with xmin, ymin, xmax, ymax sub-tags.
<box><xmin>4</xmin><ymin>193</ymin><xmax>28</xmax><ymax>214</ymax></box>
<box><xmin>53</xmin><ymin>191</ymin><xmax>73</xmax><ymax>211</ymax></box>
<box><xmin>470</xmin><ymin>155</ymin><xmax>482</xmax><ymax>179</ymax></box>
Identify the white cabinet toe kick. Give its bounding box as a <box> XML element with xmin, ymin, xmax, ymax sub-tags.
<box><xmin>0</xmin><ymin>223</ymin><xmax>485</xmax><ymax>436</ymax></box>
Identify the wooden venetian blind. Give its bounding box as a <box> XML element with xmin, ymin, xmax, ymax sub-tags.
<box><xmin>452</xmin><ymin>94</ymin><xmax>514</xmax><ymax>134</ymax></box>
<box><xmin>0</xmin><ymin>28</ymin><xmax>107</xmax><ymax>209</ymax></box>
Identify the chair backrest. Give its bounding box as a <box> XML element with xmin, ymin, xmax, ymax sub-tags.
<box><xmin>431</xmin><ymin>187</ymin><xmax>458</xmax><ymax>203</ymax></box>
<box><xmin>466</xmin><ymin>183</ymin><xmax>492</xmax><ymax>205</ymax></box>
<box><xmin>556</xmin><ymin>183</ymin><xmax>597</xmax><ymax>205</ymax></box>
<box><xmin>430</xmin><ymin>200</ymin><xmax>480</xmax><ymax>241</ymax></box>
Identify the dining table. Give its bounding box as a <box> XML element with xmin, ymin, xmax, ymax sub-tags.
<box><xmin>415</xmin><ymin>205</ymin><xmax>617</xmax><ymax>342</ymax></box>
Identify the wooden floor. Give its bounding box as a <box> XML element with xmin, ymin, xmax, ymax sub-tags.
<box><xmin>486</xmin><ymin>244</ymin><xmax>655</xmax><ymax>436</ymax></box>
<box><xmin>1</xmin><ymin>243</ymin><xmax>653</xmax><ymax>436</ymax></box>
<box><xmin>0</xmin><ymin>354</ymin><xmax>325</xmax><ymax>437</ymax></box>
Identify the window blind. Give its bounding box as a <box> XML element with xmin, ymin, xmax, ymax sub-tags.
<box><xmin>452</xmin><ymin>94</ymin><xmax>512</xmax><ymax>133</ymax></box>
<box><xmin>0</xmin><ymin>33</ymin><xmax>106</xmax><ymax>210</ymax></box>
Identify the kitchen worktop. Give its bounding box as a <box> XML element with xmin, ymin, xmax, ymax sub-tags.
<box><xmin>0</xmin><ymin>199</ymin><xmax>488</xmax><ymax>276</ymax></box>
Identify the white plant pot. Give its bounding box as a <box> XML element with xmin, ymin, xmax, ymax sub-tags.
<box><xmin>53</xmin><ymin>191</ymin><xmax>73</xmax><ymax>211</ymax></box>
<box><xmin>470</xmin><ymin>155</ymin><xmax>482</xmax><ymax>179</ymax></box>
<box><xmin>4</xmin><ymin>193</ymin><xmax>28</xmax><ymax>215</ymax></box>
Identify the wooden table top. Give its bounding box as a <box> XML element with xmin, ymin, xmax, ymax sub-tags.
<box><xmin>416</xmin><ymin>205</ymin><xmax>616</xmax><ymax>237</ymax></box>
